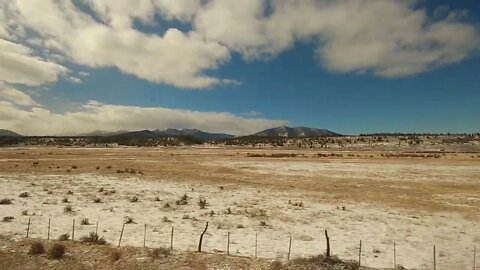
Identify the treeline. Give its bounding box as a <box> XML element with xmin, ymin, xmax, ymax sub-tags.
<box><xmin>359</xmin><ymin>132</ymin><xmax>480</xmax><ymax>137</ymax></box>
<box><xmin>0</xmin><ymin>135</ymin><xmax>202</xmax><ymax>147</ymax></box>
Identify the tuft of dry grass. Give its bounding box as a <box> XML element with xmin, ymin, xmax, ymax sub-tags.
<box><xmin>149</xmin><ymin>247</ymin><xmax>170</xmax><ymax>259</ymax></box>
<box><xmin>58</xmin><ymin>233</ymin><xmax>69</xmax><ymax>241</ymax></box>
<box><xmin>80</xmin><ymin>232</ymin><xmax>107</xmax><ymax>245</ymax></box>
<box><xmin>109</xmin><ymin>250</ymin><xmax>121</xmax><ymax>262</ymax></box>
<box><xmin>28</xmin><ymin>241</ymin><xmax>45</xmax><ymax>255</ymax></box>
<box><xmin>48</xmin><ymin>243</ymin><xmax>65</xmax><ymax>259</ymax></box>
<box><xmin>19</xmin><ymin>192</ymin><xmax>29</xmax><ymax>198</ymax></box>
<box><xmin>2</xmin><ymin>216</ymin><xmax>14</xmax><ymax>222</ymax></box>
<box><xmin>64</xmin><ymin>205</ymin><xmax>73</xmax><ymax>213</ymax></box>
<box><xmin>0</xmin><ymin>198</ymin><xmax>12</xmax><ymax>205</ymax></box>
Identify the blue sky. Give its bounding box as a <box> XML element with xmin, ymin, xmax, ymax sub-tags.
<box><xmin>1</xmin><ymin>0</ymin><xmax>479</xmax><ymax>135</ymax></box>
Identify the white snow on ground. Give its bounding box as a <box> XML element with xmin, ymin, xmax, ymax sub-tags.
<box><xmin>0</xmin><ymin>174</ymin><xmax>478</xmax><ymax>269</ymax></box>
<box><xmin>205</xmin><ymin>159</ymin><xmax>480</xmax><ymax>183</ymax></box>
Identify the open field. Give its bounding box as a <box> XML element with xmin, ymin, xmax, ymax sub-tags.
<box><xmin>0</xmin><ymin>147</ymin><xmax>479</xmax><ymax>269</ymax></box>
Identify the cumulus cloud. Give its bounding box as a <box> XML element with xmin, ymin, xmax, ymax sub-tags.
<box><xmin>1</xmin><ymin>0</ymin><xmax>479</xmax><ymax>90</ymax></box>
<box><xmin>0</xmin><ymin>86</ymin><xmax>39</xmax><ymax>106</ymax></box>
<box><xmin>193</xmin><ymin>0</ymin><xmax>480</xmax><ymax>77</ymax></box>
<box><xmin>0</xmin><ymin>94</ymin><xmax>286</xmax><ymax>136</ymax></box>
<box><xmin>0</xmin><ymin>38</ymin><xmax>68</xmax><ymax>86</ymax></box>
<box><xmin>4</xmin><ymin>0</ymin><xmax>231</xmax><ymax>89</ymax></box>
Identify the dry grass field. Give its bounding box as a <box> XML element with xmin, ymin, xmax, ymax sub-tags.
<box><xmin>0</xmin><ymin>147</ymin><xmax>479</xmax><ymax>269</ymax></box>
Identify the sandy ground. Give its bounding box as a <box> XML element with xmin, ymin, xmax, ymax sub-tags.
<box><xmin>0</xmin><ymin>147</ymin><xmax>479</xmax><ymax>269</ymax></box>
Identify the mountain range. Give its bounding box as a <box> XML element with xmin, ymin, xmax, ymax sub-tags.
<box><xmin>0</xmin><ymin>126</ymin><xmax>340</xmax><ymax>141</ymax></box>
<box><xmin>0</xmin><ymin>129</ymin><xmax>22</xmax><ymax>137</ymax></box>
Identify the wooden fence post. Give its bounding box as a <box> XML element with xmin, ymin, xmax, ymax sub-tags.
<box><xmin>95</xmin><ymin>221</ymin><xmax>98</xmax><ymax>235</ymax></box>
<box><xmin>393</xmin><ymin>242</ymin><xmax>397</xmax><ymax>269</ymax></box>
<box><xmin>433</xmin><ymin>245</ymin><xmax>436</xmax><ymax>270</ymax></box>
<box><xmin>143</xmin><ymin>224</ymin><xmax>147</xmax><ymax>248</ymax></box>
<box><xmin>118</xmin><ymin>223</ymin><xmax>126</xmax><ymax>248</ymax></box>
<box><xmin>227</xmin><ymin>232</ymin><xmax>230</xmax><ymax>255</ymax></box>
<box><xmin>197</xmin><ymin>222</ymin><xmax>208</xmax><ymax>252</ymax></box>
<box><xmin>255</xmin><ymin>232</ymin><xmax>258</xmax><ymax>258</ymax></box>
<box><xmin>324</xmin><ymin>230</ymin><xmax>330</xmax><ymax>258</ymax></box>
<box><xmin>358</xmin><ymin>240</ymin><xmax>362</xmax><ymax>266</ymax></box>
<box><xmin>170</xmin><ymin>226</ymin><xmax>174</xmax><ymax>250</ymax></box>
<box><xmin>288</xmin><ymin>237</ymin><xmax>292</xmax><ymax>260</ymax></box>
<box><xmin>47</xmin><ymin>218</ymin><xmax>51</xmax><ymax>240</ymax></box>
<box><xmin>72</xmin><ymin>219</ymin><xmax>75</xmax><ymax>241</ymax></box>
<box><xmin>26</xmin><ymin>217</ymin><xmax>31</xmax><ymax>238</ymax></box>
<box><xmin>474</xmin><ymin>245</ymin><xmax>476</xmax><ymax>270</ymax></box>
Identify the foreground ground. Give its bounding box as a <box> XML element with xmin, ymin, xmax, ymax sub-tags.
<box><xmin>0</xmin><ymin>147</ymin><xmax>479</xmax><ymax>269</ymax></box>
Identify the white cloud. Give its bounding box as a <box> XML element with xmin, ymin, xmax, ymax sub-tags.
<box><xmin>0</xmin><ymin>94</ymin><xmax>286</xmax><ymax>136</ymax></box>
<box><xmin>0</xmin><ymin>38</ymin><xmax>68</xmax><ymax>86</ymax></box>
<box><xmin>0</xmin><ymin>86</ymin><xmax>39</xmax><ymax>106</ymax></box>
<box><xmin>78</xmin><ymin>71</ymin><xmax>90</xmax><ymax>77</ymax></box>
<box><xmin>5</xmin><ymin>0</ymin><xmax>232</xmax><ymax>89</ymax></box>
<box><xmin>193</xmin><ymin>0</ymin><xmax>480</xmax><ymax>77</ymax></box>
<box><xmin>68</xmin><ymin>76</ymin><xmax>82</xmax><ymax>84</ymax></box>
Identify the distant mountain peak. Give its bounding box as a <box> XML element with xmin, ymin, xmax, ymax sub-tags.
<box><xmin>254</xmin><ymin>126</ymin><xmax>339</xmax><ymax>137</ymax></box>
<box><xmin>0</xmin><ymin>129</ymin><xmax>22</xmax><ymax>137</ymax></box>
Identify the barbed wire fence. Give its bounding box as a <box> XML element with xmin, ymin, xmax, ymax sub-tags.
<box><xmin>13</xmin><ymin>217</ymin><xmax>478</xmax><ymax>270</ymax></box>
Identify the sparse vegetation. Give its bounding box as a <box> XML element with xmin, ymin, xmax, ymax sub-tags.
<box><xmin>62</xmin><ymin>198</ymin><xmax>69</xmax><ymax>203</ymax></box>
<box><xmin>80</xmin><ymin>232</ymin><xmax>107</xmax><ymax>245</ymax></box>
<box><xmin>129</xmin><ymin>196</ymin><xmax>139</xmax><ymax>203</ymax></box>
<box><xmin>198</xmin><ymin>198</ymin><xmax>207</xmax><ymax>209</ymax></box>
<box><xmin>2</xmin><ymin>216</ymin><xmax>14</xmax><ymax>222</ymax></box>
<box><xmin>149</xmin><ymin>247</ymin><xmax>170</xmax><ymax>259</ymax></box>
<box><xmin>0</xmin><ymin>198</ymin><xmax>12</xmax><ymax>205</ymax></box>
<box><xmin>58</xmin><ymin>234</ymin><xmax>69</xmax><ymax>241</ymax></box>
<box><xmin>48</xmin><ymin>243</ymin><xmax>66</xmax><ymax>259</ymax></box>
<box><xmin>19</xmin><ymin>192</ymin><xmax>29</xmax><ymax>198</ymax></box>
<box><xmin>21</xmin><ymin>210</ymin><xmax>28</xmax><ymax>216</ymax></box>
<box><xmin>124</xmin><ymin>216</ymin><xmax>135</xmax><ymax>224</ymax></box>
<box><xmin>28</xmin><ymin>242</ymin><xmax>45</xmax><ymax>255</ymax></box>
<box><xmin>93</xmin><ymin>197</ymin><xmax>102</xmax><ymax>203</ymax></box>
<box><xmin>109</xmin><ymin>250</ymin><xmax>121</xmax><ymax>262</ymax></box>
<box><xmin>64</xmin><ymin>205</ymin><xmax>73</xmax><ymax>213</ymax></box>
<box><xmin>80</xmin><ymin>217</ymin><xmax>90</xmax><ymax>225</ymax></box>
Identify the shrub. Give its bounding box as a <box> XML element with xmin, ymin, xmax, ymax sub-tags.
<box><xmin>21</xmin><ymin>210</ymin><xmax>28</xmax><ymax>216</ymax></box>
<box><xmin>80</xmin><ymin>232</ymin><xmax>107</xmax><ymax>245</ymax></box>
<box><xmin>106</xmin><ymin>165</ymin><xmax>112</xmax><ymax>169</ymax></box>
<box><xmin>269</xmin><ymin>260</ymin><xmax>283</xmax><ymax>270</ymax></box>
<box><xmin>149</xmin><ymin>247</ymin><xmax>170</xmax><ymax>259</ymax></box>
<box><xmin>198</xmin><ymin>198</ymin><xmax>207</xmax><ymax>209</ymax></box>
<box><xmin>124</xmin><ymin>216</ymin><xmax>135</xmax><ymax>224</ymax></box>
<box><xmin>236</xmin><ymin>224</ymin><xmax>244</xmax><ymax>229</ymax></box>
<box><xmin>61</xmin><ymin>198</ymin><xmax>69</xmax><ymax>203</ymax></box>
<box><xmin>96</xmin><ymin>166</ymin><xmax>100</xmax><ymax>170</ymax></box>
<box><xmin>2</xmin><ymin>216</ymin><xmax>14</xmax><ymax>222</ymax></box>
<box><xmin>64</xmin><ymin>205</ymin><xmax>73</xmax><ymax>213</ymax></box>
<box><xmin>259</xmin><ymin>221</ymin><xmax>268</xmax><ymax>227</ymax></box>
<box><xmin>71</xmin><ymin>165</ymin><xmax>77</xmax><ymax>169</ymax></box>
<box><xmin>93</xmin><ymin>198</ymin><xmax>102</xmax><ymax>203</ymax></box>
<box><xmin>58</xmin><ymin>234</ymin><xmax>69</xmax><ymax>241</ymax></box>
<box><xmin>28</xmin><ymin>242</ymin><xmax>45</xmax><ymax>255</ymax></box>
<box><xmin>129</xmin><ymin>196</ymin><xmax>139</xmax><ymax>203</ymax></box>
<box><xmin>163</xmin><ymin>202</ymin><xmax>171</xmax><ymax>208</ymax></box>
<box><xmin>154</xmin><ymin>196</ymin><xmax>161</xmax><ymax>202</ymax></box>
<box><xmin>19</xmin><ymin>192</ymin><xmax>29</xmax><ymax>198</ymax></box>
<box><xmin>98</xmin><ymin>188</ymin><xmax>104</xmax><ymax>192</ymax></box>
<box><xmin>66</xmin><ymin>190</ymin><xmax>73</xmax><ymax>195</ymax></box>
<box><xmin>162</xmin><ymin>216</ymin><xmax>171</xmax><ymax>223</ymax></box>
<box><xmin>109</xmin><ymin>250</ymin><xmax>121</xmax><ymax>262</ymax></box>
<box><xmin>48</xmin><ymin>243</ymin><xmax>65</xmax><ymax>259</ymax></box>
<box><xmin>0</xmin><ymin>198</ymin><xmax>12</xmax><ymax>205</ymax></box>
<box><xmin>80</xmin><ymin>218</ymin><xmax>90</xmax><ymax>225</ymax></box>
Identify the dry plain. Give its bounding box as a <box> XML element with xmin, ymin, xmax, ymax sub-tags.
<box><xmin>0</xmin><ymin>147</ymin><xmax>479</xmax><ymax>269</ymax></box>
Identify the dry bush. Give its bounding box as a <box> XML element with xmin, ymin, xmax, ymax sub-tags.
<box><xmin>61</xmin><ymin>198</ymin><xmax>69</xmax><ymax>203</ymax></box>
<box><xmin>21</xmin><ymin>210</ymin><xmax>28</xmax><ymax>216</ymax></box>
<box><xmin>290</xmin><ymin>255</ymin><xmax>360</xmax><ymax>270</ymax></box>
<box><xmin>109</xmin><ymin>250</ymin><xmax>121</xmax><ymax>262</ymax></box>
<box><xmin>80</xmin><ymin>218</ymin><xmax>90</xmax><ymax>225</ymax></box>
<box><xmin>71</xmin><ymin>165</ymin><xmax>77</xmax><ymax>169</ymax></box>
<box><xmin>149</xmin><ymin>247</ymin><xmax>170</xmax><ymax>259</ymax></box>
<box><xmin>124</xmin><ymin>216</ymin><xmax>135</xmax><ymax>224</ymax></box>
<box><xmin>106</xmin><ymin>165</ymin><xmax>112</xmax><ymax>169</ymax></box>
<box><xmin>66</xmin><ymin>190</ymin><xmax>73</xmax><ymax>195</ymax></box>
<box><xmin>19</xmin><ymin>192</ymin><xmax>29</xmax><ymax>198</ymax></box>
<box><xmin>64</xmin><ymin>205</ymin><xmax>73</xmax><ymax>213</ymax></box>
<box><xmin>2</xmin><ymin>216</ymin><xmax>14</xmax><ymax>222</ymax></box>
<box><xmin>48</xmin><ymin>243</ymin><xmax>65</xmax><ymax>259</ymax></box>
<box><xmin>269</xmin><ymin>260</ymin><xmax>284</xmax><ymax>270</ymax></box>
<box><xmin>129</xmin><ymin>196</ymin><xmax>139</xmax><ymax>203</ymax></box>
<box><xmin>93</xmin><ymin>197</ymin><xmax>102</xmax><ymax>203</ymax></box>
<box><xmin>176</xmin><ymin>194</ymin><xmax>188</xmax><ymax>205</ymax></box>
<box><xmin>98</xmin><ymin>187</ymin><xmax>104</xmax><ymax>192</ymax></box>
<box><xmin>80</xmin><ymin>232</ymin><xmax>107</xmax><ymax>245</ymax></box>
<box><xmin>28</xmin><ymin>241</ymin><xmax>45</xmax><ymax>255</ymax></box>
<box><xmin>198</xmin><ymin>198</ymin><xmax>207</xmax><ymax>209</ymax></box>
<box><xmin>96</xmin><ymin>166</ymin><xmax>100</xmax><ymax>170</ymax></box>
<box><xmin>0</xmin><ymin>198</ymin><xmax>12</xmax><ymax>205</ymax></box>
<box><xmin>58</xmin><ymin>234</ymin><xmax>69</xmax><ymax>241</ymax></box>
